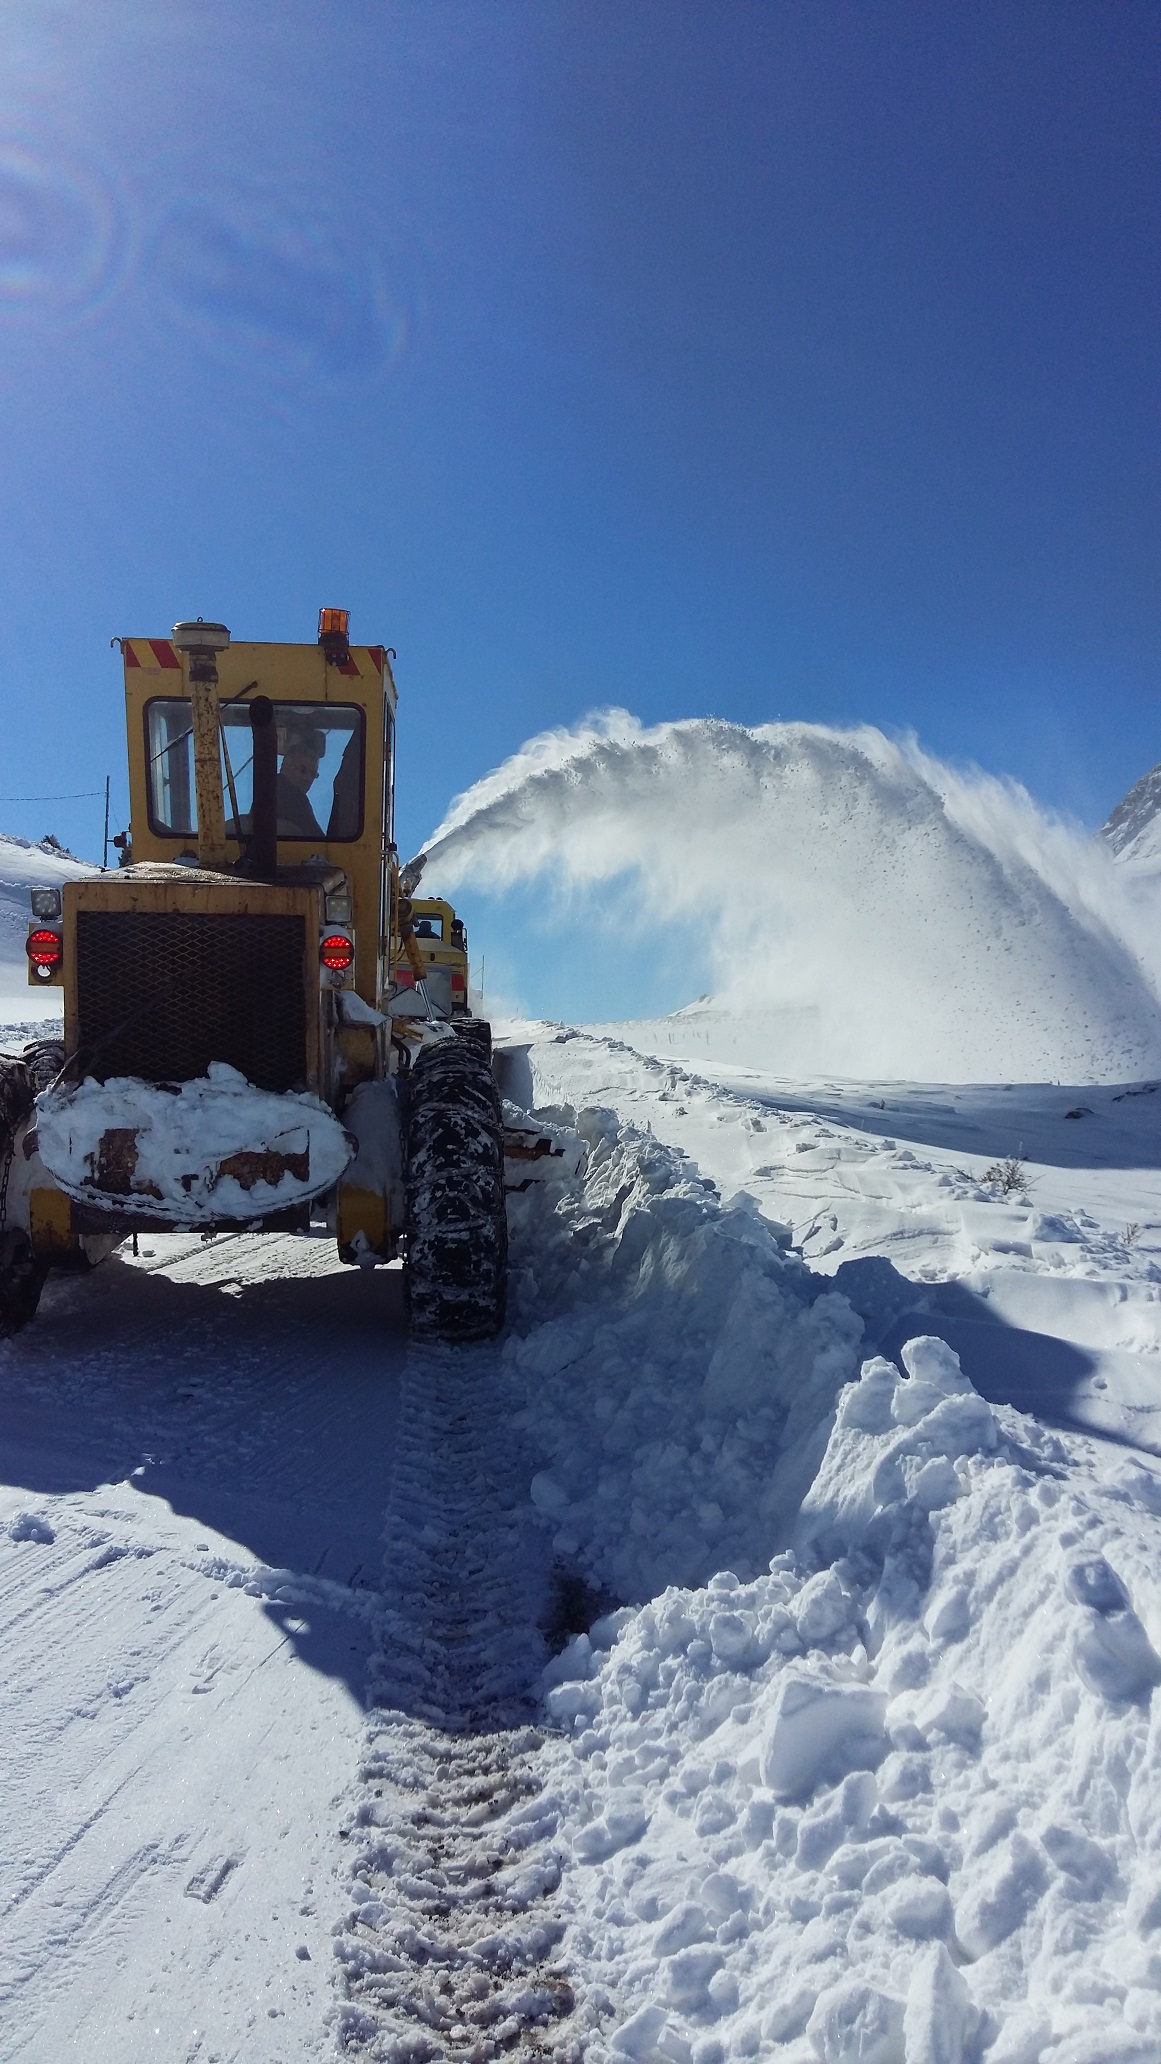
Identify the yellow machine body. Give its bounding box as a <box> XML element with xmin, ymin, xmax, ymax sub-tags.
<box><xmin>22</xmin><ymin>626</ymin><xmax>427</xmax><ymax>1267</ymax></box>
<box><xmin>120</xmin><ymin>633</ymin><xmax>396</xmax><ymax>1011</ymax></box>
<box><xmin>397</xmin><ymin>897</ymin><xmax>470</xmax><ymax>1017</ymax></box>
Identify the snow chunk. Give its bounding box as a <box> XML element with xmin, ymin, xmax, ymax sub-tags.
<box><xmin>7</xmin><ymin>1510</ymin><xmax>55</xmax><ymax>1544</ymax></box>
<box><xmin>610</xmin><ymin>2003</ymin><xmax>692</xmax><ymax>2061</ymax></box>
<box><xmin>956</xmin><ymin>1831</ymin><xmax>1047</xmax><ymax>1957</ymax></box>
<box><xmin>572</xmin><ymin>1798</ymin><xmax>649</xmax><ymax>1861</ymax></box>
<box><xmin>805</xmin><ymin>1977</ymin><xmax>904</xmax><ymax>2064</ymax></box>
<box><xmin>760</xmin><ymin>1675</ymin><xmax>888</xmax><ymax>1800</ymax></box>
<box><xmin>901</xmin><ymin>1944</ymin><xmax>977</xmax><ymax>2063</ymax></box>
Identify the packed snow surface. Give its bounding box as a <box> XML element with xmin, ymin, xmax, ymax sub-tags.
<box><xmin>423</xmin><ymin>715</ymin><xmax>1161</xmax><ymax>1082</ymax></box>
<box><xmin>7</xmin><ymin>969</ymin><xmax>1161</xmax><ymax>2054</ymax></box>
<box><xmin>36</xmin><ymin>1064</ymin><xmax>354</xmax><ymax>1220</ymax></box>
<box><xmin>5</xmin><ymin>1027</ymin><xmax>1161</xmax><ymax>2059</ymax></box>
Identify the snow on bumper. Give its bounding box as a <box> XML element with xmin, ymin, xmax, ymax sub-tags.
<box><xmin>34</xmin><ymin>1063</ymin><xmax>354</xmax><ymax>1222</ymax></box>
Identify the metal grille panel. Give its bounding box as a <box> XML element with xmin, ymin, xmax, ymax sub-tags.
<box><xmin>75</xmin><ymin>911</ymin><xmax>308</xmax><ymax>1091</ymax></box>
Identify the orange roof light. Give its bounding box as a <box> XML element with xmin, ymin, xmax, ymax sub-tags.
<box><xmin>318</xmin><ymin>608</ymin><xmax>349</xmax><ymax>639</ymax></box>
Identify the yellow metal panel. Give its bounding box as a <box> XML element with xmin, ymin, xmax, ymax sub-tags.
<box><xmin>121</xmin><ymin>636</ymin><xmax>396</xmax><ymax>1008</ymax></box>
<box><xmin>335</xmin><ymin>1183</ymin><xmax>391</xmax><ymax>1261</ymax></box>
<box><xmin>61</xmin><ymin>875</ymin><xmax>325</xmax><ymax>1094</ymax></box>
<box><xmin>29</xmin><ymin>1186</ymin><xmax>78</xmax><ymax>1262</ymax></box>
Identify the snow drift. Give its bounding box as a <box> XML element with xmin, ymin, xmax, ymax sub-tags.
<box><xmin>423</xmin><ymin>716</ymin><xmax>1161</xmax><ymax>1082</ymax></box>
<box><xmin>504</xmin><ymin>1095</ymin><xmax>863</xmax><ymax>1601</ymax></box>
<box><xmin>500</xmin><ymin>1096</ymin><xmax>1161</xmax><ymax>2063</ymax></box>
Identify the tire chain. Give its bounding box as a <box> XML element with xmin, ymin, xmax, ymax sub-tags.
<box><xmin>407</xmin><ymin>1026</ymin><xmax>508</xmax><ymax>1342</ymax></box>
<box><xmin>0</xmin><ymin>1040</ymin><xmax>63</xmax><ymax>1334</ymax></box>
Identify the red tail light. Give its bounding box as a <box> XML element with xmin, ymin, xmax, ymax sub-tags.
<box><xmin>26</xmin><ymin>927</ymin><xmax>63</xmax><ymax>975</ymax></box>
<box><xmin>320</xmin><ymin>932</ymin><xmax>354</xmax><ymax>972</ymax></box>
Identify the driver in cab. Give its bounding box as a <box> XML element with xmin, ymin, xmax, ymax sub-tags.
<box><xmin>276</xmin><ymin>724</ymin><xmax>326</xmax><ymax>838</ymax></box>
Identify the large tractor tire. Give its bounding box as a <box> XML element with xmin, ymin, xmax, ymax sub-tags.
<box><xmin>0</xmin><ymin>1231</ymin><xmax>47</xmax><ymax>1339</ymax></box>
<box><xmin>405</xmin><ymin>1021</ymin><xmax>507</xmax><ymax>1343</ymax></box>
<box><xmin>0</xmin><ymin>1050</ymin><xmax>50</xmax><ymax>1339</ymax></box>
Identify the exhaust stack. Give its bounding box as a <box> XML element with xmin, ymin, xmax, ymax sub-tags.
<box><xmin>172</xmin><ymin>619</ymin><xmax>230</xmax><ymax>869</ymax></box>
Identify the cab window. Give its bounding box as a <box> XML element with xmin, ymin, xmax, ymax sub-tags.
<box><xmin>145</xmin><ymin>699</ymin><xmax>366</xmax><ymax>842</ymax></box>
<box><xmin>412</xmin><ymin>912</ymin><xmax>445</xmax><ymax>942</ymax></box>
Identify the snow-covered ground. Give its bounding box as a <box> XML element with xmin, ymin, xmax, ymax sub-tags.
<box><xmin>5</xmin><ymin>732</ymin><xmax>1161</xmax><ymax>2062</ymax></box>
<box><xmin>487</xmin><ymin>1018</ymin><xmax>1161</xmax><ymax>2064</ymax></box>
<box><xmin>6</xmin><ymin>1004</ymin><xmax>1161</xmax><ymax>2061</ymax></box>
<box><xmin>0</xmin><ymin>1229</ymin><xmax>403</xmax><ymax>2062</ymax></box>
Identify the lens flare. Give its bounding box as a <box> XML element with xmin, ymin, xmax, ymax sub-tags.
<box><xmin>148</xmin><ymin>187</ymin><xmax>413</xmax><ymax>392</ymax></box>
<box><xmin>0</xmin><ymin>140</ymin><xmax>126</xmax><ymax>326</ymax></box>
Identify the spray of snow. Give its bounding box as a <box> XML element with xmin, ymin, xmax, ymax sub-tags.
<box><xmin>423</xmin><ymin>715</ymin><xmax>1161</xmax><ymax>1082</ymax></box>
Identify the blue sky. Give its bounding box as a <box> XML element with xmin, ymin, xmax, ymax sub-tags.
<box><xmin>1</xmin><ymin>1</ymin><xmax>1157</xmax><ymax>1018</ymax></box>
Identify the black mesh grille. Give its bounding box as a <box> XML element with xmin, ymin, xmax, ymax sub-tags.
<box><xmin>75</xmin><ymin>911</ymin><xmax>307</xmax><ymax>1091</ymax></box>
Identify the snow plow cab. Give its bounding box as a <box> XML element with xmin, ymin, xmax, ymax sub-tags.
<box><xmin>1</xmin><ymin>614</ymin><xmax>506</xmax><ymax>1344</ymax></box>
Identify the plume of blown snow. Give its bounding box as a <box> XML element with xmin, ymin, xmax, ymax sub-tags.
<box><xmin>423</xmin><ymin>715</ymin><xmax>1161</xmax><ymax>1082</ymax></box>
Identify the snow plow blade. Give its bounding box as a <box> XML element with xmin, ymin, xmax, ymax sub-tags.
<box><xmin>34</xmin><ymin>1066</ymin><xmax>354</xmax><ymax>1226</ymax></box>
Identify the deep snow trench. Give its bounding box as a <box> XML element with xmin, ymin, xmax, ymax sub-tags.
<box><xmin>5</xmin><ymin>1010</ymin><xmax>1161</xmax><ymax>2062</ymax></box>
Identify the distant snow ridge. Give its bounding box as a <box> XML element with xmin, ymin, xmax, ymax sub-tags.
<box><xmin>1103</xmin><ymin>760</ymin><xmax>1161</xmax><ymax>870</ymax></box>
<box><xmin>425</xmin><ymin>715</ymin><xmax>1161</xmax><ymax>1082</ymax></box>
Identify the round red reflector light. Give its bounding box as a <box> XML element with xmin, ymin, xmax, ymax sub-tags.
<box><xmin>320</xmin><ymin>932</ymin><xmax>354</xmax><ymax>972</ymax></box>
<box><xmin>26</xmin><ymin>927</ymin><xmax>62</xmax><ymax>968</ymax></box>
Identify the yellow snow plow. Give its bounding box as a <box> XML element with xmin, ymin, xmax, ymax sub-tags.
<box><xmin>0</xmin><ymin>612</ymin><xmax>506</xmax><ymax>1342</ymax></box>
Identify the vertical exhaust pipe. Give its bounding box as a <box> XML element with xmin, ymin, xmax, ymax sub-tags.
<box><xmin>249</xmin><ymin>695</ymin><xmax>277</xmax><ymax>877</ymax></box>
<box><xmin>172</xmin><ymin>620</ymin><xmax>230</xmax><ymax>869</ymax></box>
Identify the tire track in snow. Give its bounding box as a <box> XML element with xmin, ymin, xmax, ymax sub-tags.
<box><xmin>335</xmin><ymin>1346</ymin><xmax>583</xmax><ymax>2061</ymax></box>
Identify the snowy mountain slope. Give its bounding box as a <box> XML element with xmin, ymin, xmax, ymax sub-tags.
<box><xmin>0</xmin><ymin>832</ymin><xmax>94</xmax><ymax>1026</ymax></box>
<box><xmin>425</xmin><ymin>716</ymin><xmax>1161</xmax><ymax>1082</ymax></box>
<box><xmin>1103</xmin><ymin>760</ymin><xmax>1161</xmax><ymax>869</ymax></box>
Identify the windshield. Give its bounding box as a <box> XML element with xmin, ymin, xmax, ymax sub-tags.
<box><xmin>145</xmin><ymin>699</ymin><xmax>366</xmax><ymax>842</ymax></box>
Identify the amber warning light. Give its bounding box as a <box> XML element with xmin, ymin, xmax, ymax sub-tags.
<box><xmin>318</xmin><ymin>606</ymin><xmax>352</xmax><ymax>668</ymax></box>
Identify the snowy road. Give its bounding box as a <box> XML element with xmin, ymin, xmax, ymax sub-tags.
<box><xmin>8</xmin><ymin>1010</ymin><xmax>1161</xmax><ymax>2061</ymax></box>
<box><xmin>1</xmin><ymin>1231</ymin><xmax>405</xmax><ymax>2062</ymax></box>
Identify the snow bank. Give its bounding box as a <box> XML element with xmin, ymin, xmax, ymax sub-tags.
<box><xmin>36</xmin><ymin>1064</ymin><xmax>353</xmax><ymax>1220</ymax></box>
<box><xmin>422</xmin><ymin>715</ymin><xmax>1161</xmax><ymax>1082</ymax></box>
<box><xmin>501</xmin><ymin>1099</ymin><xmax>1161</xmax><ymax>2059</ymax></box>
<box><xmin>503</xmin><ymin>1100</ymin><xmax>863</xmax><ymax>1601</ymax></box>
<box><xmin>540</xmin><ymin>1334</ymin><xmax>1161</xmax><ymax>2064</ymax></box>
